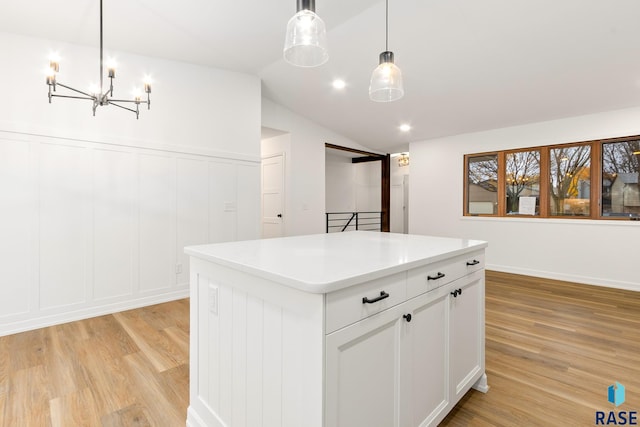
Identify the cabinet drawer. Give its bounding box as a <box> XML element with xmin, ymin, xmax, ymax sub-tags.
<box><xmin>407</xmin><ymin>251</ymin><xmax>484</xmax><ymax>299</ymax></box>
<box><xmin>325</xmin><ymin>272</ymin><xmax>406</xmax><ymax>334</ymax></box>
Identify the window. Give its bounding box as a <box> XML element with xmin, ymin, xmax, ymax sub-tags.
<box><xmin>466</xmin><ymin>154</ymin><xmax>498</xmax><ymax>215</ymax></box>
<box><xmin>602</xmin><ymin>139</ymin><xmax>640</xmax><ymax>218</ymax></box>
<box><xmin>549</xmin><ymin>145</ymin><xmax>590</xmax><ymax>217</ymax></box>
<box><xmin>506</xmin><ymin>150</ymin><xmax>540</xmax><ymax>215</ymax></box>
<box><xmin>464</xmin><ymin>135</ymin><xmax>640</xmax><ymax>220</ymax></box>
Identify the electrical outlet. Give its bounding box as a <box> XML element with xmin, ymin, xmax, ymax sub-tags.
<box><xmin>175</xmin><ymin>263</ymin><xmax>183</xmax><ymax>274</ymax></box>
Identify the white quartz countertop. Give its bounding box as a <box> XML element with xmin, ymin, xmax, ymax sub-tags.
<box><xmin>185</xmin><ymin>232</ymin><xmax>487</xmax><ymax>294</ymax></box>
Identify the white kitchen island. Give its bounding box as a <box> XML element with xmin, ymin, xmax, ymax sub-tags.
<box><xmin>185</xmin><ymin>231</ymin><xmax>488</xmax><ymax>427</ymax></box>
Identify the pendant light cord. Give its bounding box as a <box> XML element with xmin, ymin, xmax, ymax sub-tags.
<box><xmin>99</xmin><ymin>0</ymin><xmax>103</xmax><ymax>93</ymax></box>
<box><xmin>385</xmin><ymin>0</ymin><xmax>389</xmax><ymax>51</ymax></box>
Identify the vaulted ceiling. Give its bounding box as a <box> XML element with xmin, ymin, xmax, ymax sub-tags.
<box><xmin>3</xmin><ymin>0</ymin><xmax>640</xmax><ymax>153</ymax></box>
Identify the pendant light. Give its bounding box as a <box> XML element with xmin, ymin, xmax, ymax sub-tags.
<box><xmin>283</xmin><ymin>0</ymin><xmax>329</xmax><ymax>67</ymax></box>
<box><xmin>369</xmin><ymin>0</ymin><xmax>404</xmax><ymax>102</ymax></box>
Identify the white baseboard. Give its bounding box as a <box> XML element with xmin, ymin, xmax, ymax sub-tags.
<box><xmin>0</xmin><ymin>288</ymin><xmax>190</xmax><ymax>337</ymax></box>
<box><xmin>487</xmin><ymin>264</ymin><xmax>640</xmax><ymax>292</ymax></box>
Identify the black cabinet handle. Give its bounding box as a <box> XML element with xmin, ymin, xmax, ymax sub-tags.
<box><xmin>277</xmin><ymin>213</ymin><xmax>282</xmax><ymax>218</ymax></box>
<box><xmin>362</xmin><ymin>291</ymin><xmax>389</xmax><ymax>304</ymax></box>
<box><xmin>403</xmin><ymin>314</ymin><xmax>412</xmax><ymax>322</ymax></box>
<box><xmin>458</xmin><ymin>288</ymin><xmax>462</xmax><ymax>295</ymax></box>
<box><xmin>466</xmin><ymin>260</ymin><xmax>480</xmax><ymax>266</ymax></box>
<box><xmin>427</xmin><ymin>272</ymin><xmax>446</xmax><ymax>280</ymax></box>
<box><xmin>450</xmin><ymin>290</ymin><xmax>459</xmax><ymax>297</ymax></box>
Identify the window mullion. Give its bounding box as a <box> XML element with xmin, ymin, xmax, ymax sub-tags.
<box><xmin>539</xmin><ymin>147</ymin><xmax>550</xmax><ymax>217</ymax></box>
<box><xmin>498</xmin><ymin>152</ymin><xmax>506</xmax><ymax>216</ymax></box>
<box><xmin>591</xmin><ymin>141</ymin><xmax>602</xmax><ymax>219</ymax></box>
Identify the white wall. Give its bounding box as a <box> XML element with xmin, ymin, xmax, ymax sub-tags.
<box><xmin>354</xmin><ymin>162</ymin><xmax>381</xmax><ymax>212</ymax></box>
<box><xmin>0</xmin><ymin>32</ymin><xmax>261</xmax><ymax>334</ymax></box>
<box><xmin>262</xmin><ymin>98</ymin><xmax>376</xmax><ymax>236</ymax></box>
<box><xmin>325</xmin><ymin>152</ymin><xmax>355</xmax><ymax>212</ymax></box>
<box><xmin>1</xmin><ymin>32</ymin><xmax>260</xmax><ymax>159</ymax></box>
<box><xmin>409</xmin><ymin>107</ymin><xmax>640</xmax><ymax>290</ymax></box>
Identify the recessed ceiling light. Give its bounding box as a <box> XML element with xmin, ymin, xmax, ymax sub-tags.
<box><xmin>332</xmin><ymin>79</ymin><xmax>346</xmax><ymax>89</ymax></box>
<box><xmin>399</xmin><ymin>124</ymin><xmax>411</xmax><ymax>132</ymax></box>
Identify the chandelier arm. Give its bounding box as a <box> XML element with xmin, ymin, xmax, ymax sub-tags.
<box><xmin>56</xmin><ymin>83</ymin><xmax>95</xmax><ymax>99</ymax></box>
<box><xmin>51</xmin><ymin>94</ymin><xmax>95</xmax><ymax>101</ymax></box>
<box><xmin>108</xmin><ymin>98</ymin><xmax>141</xmax><ymax>103</ymax></box>
<box><xmin>108</xmin><ymin>101</ymin><xmax>138</xmax><ymax>114</ymax></box>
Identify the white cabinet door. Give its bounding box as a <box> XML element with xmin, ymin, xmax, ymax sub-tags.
<box><xmin>325</xmin><ymin>305</ymin><xmax>404</xmax><ymax>427</ymax></box>
<box><xmin>449</xmin><ymin>270</ymin><xmax>485</xmax><ymax>401</ymax></box>
<box><xmin>400</xmin><ymin>288</ymin><xmax>449</xmax><ymax>427</ymax></box>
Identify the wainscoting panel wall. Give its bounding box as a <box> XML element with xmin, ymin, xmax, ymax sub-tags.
<box><xmin>209</xmin><ymin>161</ymin><xmax>238</xmax><ymax>244</ymax></box>
<box><xmin>38</xmin><ymin>143</ymin><xmax>91</xmax><ymax>310</ymax></box>
<box><xmin>0</xmin><ymin>132</ymin><xmax>260</xmax><ymax>336</ymax></box>
<box><xmin>139</xmin><ymin>153</ymin><xmax>177</xmax><ymax>294</ymax></box>
<box><xmin>0</xmin><ymin>139</ymin><xmax>32</xmax><ymax>318</ymax></box>
<box><xmin>93</xmin><ymin>148</ymin><xmax>137</xmax><ymax>301</ymax></box>
<box><xmin>176</xmin><ymin>157</ymin><xmax>210</xmax><ymax>287</ymax></box>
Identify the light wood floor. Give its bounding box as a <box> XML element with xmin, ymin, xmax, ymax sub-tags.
<box><xmin>1</xmin><ymin>272</ymin><xmax>639</xmax><ymax>426</ymax></box>
<box><xmin>0</xmin><ymin>299</ymin><xmax>189</xmax><ymax>427</ymax></box>
<box><xmin>442</xmin><ymin>271</ymin><xmax>640</xmax><ymax>426</ymax></box>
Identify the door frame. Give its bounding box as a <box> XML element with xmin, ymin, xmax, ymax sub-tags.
<box><xmin>325</xmin><ymin>143</ymin><xmax>390</xmax><ymax>232</ymax></box>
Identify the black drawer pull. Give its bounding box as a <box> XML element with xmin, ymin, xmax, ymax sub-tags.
<box><xmin>403</xmin><ymin>314</ymin><xmax>412</xmax><ymax>322</ymax></box>
<box><xmin>362</xmin><ymin>291</ymin><xmax>389</xmax><ymax>304</ymax></box>
<box><xmin>427</xmin><ymin>272</ymin><xmax>445</xmax><ymax>280</ymax></box>
<box><xmin>451</xmin><ymin>290</ymin><xmax>459</xmax><ymax>297</ymax></box>
<box><xmin>466</xmin><ymin>260</ymin><xmax>480</xmax><ymax>266</ymax></box>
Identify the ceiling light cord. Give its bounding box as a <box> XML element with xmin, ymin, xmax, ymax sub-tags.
<box><xmin>385</xmin><ymin>0</ymin><xmax>389</xmax><ymax>52</ymax></box>
<box><xmin>99</xmin><ymin>0</ymin><xmax>103</xmax><ymax>95</ymax></box>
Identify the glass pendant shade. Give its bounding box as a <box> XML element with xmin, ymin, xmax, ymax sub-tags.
<box><xmin>369</xmin><ymin>51</ymin><xmax>404</xmax><ymax>102</ymax></box>
<box><xmin>283</xmin><ymin>5</ymin><xmax>328</xmax><ymax>67</ymax></box>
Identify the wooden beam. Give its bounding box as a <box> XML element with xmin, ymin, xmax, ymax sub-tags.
<box><xmin>325</xmin><ymin>143</ymin><xmax>383</xmax><ymax>158</ymax></box>
<box><xmin>381</xmin><ymin>154</ymin><xmax>391</xmax><ymax>232</ymax></box>
<box><xmin>352</xmin><ymin>156</ymin><xmax>385</xmax><ymax>164</ymax></box>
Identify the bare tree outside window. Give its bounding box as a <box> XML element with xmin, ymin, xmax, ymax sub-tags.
<box><xmin>467</xmin><ymin>155</ymin><xmax>498</xmax><ymax>214</ymax></box>
<box><xmin>602</xmin><ymin>140</ymin><xmax>640</xmax><ymax>217</ymax></box>
<box><xmin>549</xmin><ymin>145</ymin><xmax>591</xmax><ymax>216</ymax></box>
<box><xmin>506</xmin><ymin>151</ymin><xmax>540</xmax><ymax>214</ymax></box>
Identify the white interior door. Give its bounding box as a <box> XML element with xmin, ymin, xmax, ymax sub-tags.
<box><xmin>261</xmin><ymin>153</ymin><xmax>284</xmax><ymax>238</ymax></box>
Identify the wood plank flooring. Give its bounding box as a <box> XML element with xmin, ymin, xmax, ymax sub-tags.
<box><xmin>1</xmin><ymin>272</ymin><xmax>639</xmax><ymax>426</ymax></box>
<box><xmin>0</xmin><ymin>299</ymin><xmax>189</xmax><ymax>427</ymax></box>
<box><xmin>441</xmin><ymin>271</ymin><xmax>640</xmax><ymax>426</ymax></box>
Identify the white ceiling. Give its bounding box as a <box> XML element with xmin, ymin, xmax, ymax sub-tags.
<box><xmin>3</xmin><ymin>0</ymin><xmax>640</xmax><ymax>153</ymax></box>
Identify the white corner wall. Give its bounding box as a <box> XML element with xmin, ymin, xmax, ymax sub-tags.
<box><xmin>325</xmin><ymin>152</ymin><xmax>355</xmax><ymax>212</ymax></box>
<box><xmin>261</xmin><ymin>98</ymin><xmax>375</xmax><ymax>236</ymax></box>
<box><xmin>409</xmin><ymin>107</ymin><xmax>640</xmax><ymax>291</ymax></box>
<box><xmin>325</xmin><ymin>154</ymin><xmax>383</xmax><ymax>213</ymax></box>
<box><xmin>0</xmin><ymin>32</ymin><xmax>261</xmax><ymax>335</ymax></box>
